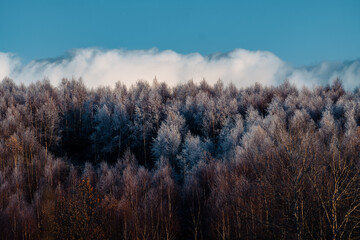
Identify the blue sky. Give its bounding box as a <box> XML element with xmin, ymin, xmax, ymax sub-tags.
<box><xmin>1</xmin><ymin>0</ymin><xmax>359</xmax><ymax>66</ymax></box>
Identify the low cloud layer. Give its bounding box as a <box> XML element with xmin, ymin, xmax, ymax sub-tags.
<box><xmin>0</xmin><ymin>48</ymin><xmax>359</xmax><ymax>90</ymax></box>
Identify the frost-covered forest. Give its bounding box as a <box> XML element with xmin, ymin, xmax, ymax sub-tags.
<box><xmin>0</xmin><ymin>77</ymin><xmax>360</xmax><ymax>240</ymax></box>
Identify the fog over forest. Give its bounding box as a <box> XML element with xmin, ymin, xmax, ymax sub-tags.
<box><xmin>0</xmin><ymin>77</ymin><xmax>360</xmax><ymax>239</ymax></box>
<box><xmin>1</xmin><ymin>48</ymin><xmax>360</xmax><ymax>90</ymax></box>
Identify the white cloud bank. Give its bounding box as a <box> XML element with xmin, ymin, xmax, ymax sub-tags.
<box><xmin>0</xmin><ymin>48</ymin><xmax>359</xmax><ymax>90</ymax></box>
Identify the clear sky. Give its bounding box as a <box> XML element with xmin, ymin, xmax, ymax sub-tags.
<box><xmin>1</xmin><ymin>0</ymin><xmax>359</xmax><ymax>66</ymax></box>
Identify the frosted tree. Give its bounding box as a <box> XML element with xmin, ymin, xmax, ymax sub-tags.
<box><xmin>319</xmin><ymin>109</ymin><xmax>337</xmax><ymax>145</ymax></box>
<box><xmin>130</xmin><ymin>105</ymin><xmax>153</xmax><ymax>165</ymax></box>
<box><xmin>177</xmin><ymin>132</ymin><xmax>205</xmax><ymax>180</ymax></box>
<box><xmin>263</xmin><ymin>97</ymin><xmax>287</xmax><ymax>143</ymax></box>
<box><xmin>342</xmin><ymin>101</ymin><xmax>360</xmax><ymax>156</ymax></box>
<box><xmin>91</xmin><ymin>104</ymin><xmax>113</xmax><ymax>161</ymax></box>
<box><xmin>184</xmin><ymin>92</ymin><xmax>206</xmax><ymax>136</ymax></box>
<box><xmin>344</xmin><ymin>101</ymin><xmax>358</xmax><ymax>136</ymax></box>
<box><xmin>35</xmin><ymin>97</ymin><xmax>60</xmax><ymax>154</ymax></box>
<box><xmin>149</xmin><ymin>81</ymin><xmax>163</xmax><ymax>132</ymax></box>
<box><xmin>245</xmin><ymin>105</ymin><xmax>263</xmax><ymax>130</ymax></box>
<box><xmin>152</xmin><ymin>110</ymin><xmax>185</xmax><ymax>166</ymax></box>
<box><xmin>240</xmin><ymin>124</ymin><xmax>274</xmax><ymax>162</ymax></box>
<box><xmin>218</xmin><ymin>114</ymin><xmax>244</xmax><ymax>158</ymax></box>
<box><xmin>111</xmin><ymin>102</ymin><xmax>129</xmax><ymax>159</ymax></box>
<box><xmin>57</xmin><ymin>78</ymin><xmax>89</xmax><ymax>162</ymax></box>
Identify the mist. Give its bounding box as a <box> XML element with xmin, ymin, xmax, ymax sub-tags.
<box><xmin>1</xmin><ymin>48</ymin><xmax>359</xmax><ymax>89</ymax></box>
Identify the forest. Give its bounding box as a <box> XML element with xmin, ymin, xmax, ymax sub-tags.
<box><xmin>0</xmin><ymin>77</ymin><xmax>359</xmax><ymax>240</ymax></box>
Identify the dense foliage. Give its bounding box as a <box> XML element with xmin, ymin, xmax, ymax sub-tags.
<box><xmin>0</xmin><ymin>77</ymin><xmax>360</xmax><ymax>240</ymax></box>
